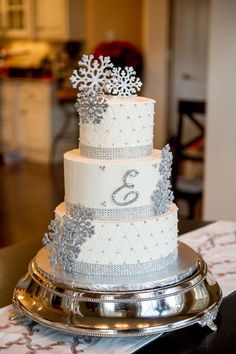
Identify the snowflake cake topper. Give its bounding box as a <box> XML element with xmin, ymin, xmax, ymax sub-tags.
<box><xmin>70</xmin><ymin>55</ymin><xmax>114</xmax><ymax>92</ymax></box>
<box><xmin>106</xmin><ymin>66</ymin><xmax>142</xmax><ymax>96</ymax></box>
<box><xmin>70</xmin><ymin>54</ymin><xmax>143</xmax><ymax>124</ymax></box>
<box><xmin>42</xmin><ymin>203</ymin><xmax>95</xmax><ymax>273</ymax></box>
<box><xmin>152</xmin><ymin>144</ymin><xmax>174</xmax><ymax>214</ymax></box>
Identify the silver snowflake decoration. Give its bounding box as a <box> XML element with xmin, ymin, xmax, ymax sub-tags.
<box><xmin>42</xmin><ymin>203</ymin><xmax>95</xmax><ymax>273</ymax></box>
<box><xmin>159</xmin><ymin>144</ymin><xmax>173</xmax><ymax>178</ymax></box>
<box><xmin>152</xmin><ymin>144</ymin><xmax>174</xmax><ymax>214</ymax></box>
<box><xmin>106</xmin><ymin>66</ymin><xmax>142</xmax><ymax>96</ymax></box>
<box><xmin>70</xmin><ymin>55</ymin><xmax>113</xmax><ymax>92</ymax></box>
<box><xmin>75</xmin><ymin>89</ymin><xmax>108</xmax><ymax>124</ymax></box>
<box><xmin>152</xmin><ymin>178</ymin><xmax>174</xmax><ymax>215</ymax></box>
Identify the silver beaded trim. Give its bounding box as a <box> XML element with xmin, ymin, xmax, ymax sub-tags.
<box><xmin>80</xmin><ymin>143</ymin><xmax>152</xmax><ymax>160</ymax></box>
<box><xmin>71</xmin><ymin>249</ymin><xmax>178</xmax><ymax>277</ymax></box>
<box><xmin>66</xmin><ymin>203</ymin><xmax>157</xmax><ymax>220</ymax></box>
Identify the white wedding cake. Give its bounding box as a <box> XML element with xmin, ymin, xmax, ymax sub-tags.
<box><xmin>43</xmin><ymin>55</ymin><xmax>178</xmax><ymax>277</ymax></box>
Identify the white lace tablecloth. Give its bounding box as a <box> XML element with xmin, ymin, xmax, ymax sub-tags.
<box><xmin>1</xmin><ymin>221</ymin><xmax>236</xmax><ymax>353</ymax></box>
<box><xmin>180</xmin><ymin>220</ymin><xmax>236</xmax><ymax>297</ymax></box>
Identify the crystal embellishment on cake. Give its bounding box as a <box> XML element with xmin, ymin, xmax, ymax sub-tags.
<box><xmin>112</xmin><ymin>169</ymin><xmax>139</xmax><ymax>206</ymax></box>
<box><xmin>152</xmin><ymin>144</ymin><xmax>174</xmax><ymax>214</ymax></box>
<box><xmin>42</xmin><ymin>204</ymin><xmax>95</xmax><ymax>272</ymax></box>
<box><xmin>75</xmin><ymin>89</ymin><xmax>108</xmax><ymax>124</ymax></box>
<box><xmin>105</xmin><ymin>66</ymin><xmax>142</xmax><ymax>96</ymax></box>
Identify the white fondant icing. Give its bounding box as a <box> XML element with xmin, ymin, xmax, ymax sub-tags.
<box><xmin>55</xmin><ymin>203</ymin><xmax>178</xmax><ymax>267</ymax></box>
<box><xmin>64</xmin><ymin>149</ymin><xmax>162</xmax><ymax>210</ymax></box>
<box><xmin>79</xmin><ymin>96</ymin><xmax>155</xmax><ymax>151</ymax></box>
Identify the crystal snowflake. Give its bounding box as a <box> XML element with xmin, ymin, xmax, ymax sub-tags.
<box><xmin>42</xmin><ymin>204</ymin><xmax>95</xmax><ymax>273</ymax></box>
<box><xmin>152</xmin><ymin>144</ymin><xmax>174</xmax><ymax>214</ymax></box>
<box><xmin>105</xmin><ymin>66</ymin><xmax>142</xmax><ymax>96</ymax></box>
<box><xmin>152</xmin><ymin>179</ymin><xmax>174</xmax><ymax>215</ymax></box>
<box><xmin>159</xmin><ymin>144</ymin><xmax>173</xmax><ymax>178</ymax></box>
<box><xmin>70</xmin><ymin>55</ymin><xmax>114</xmax><ymax>92</ymax></box>
<box><xmin>75</xmin><ymin>89</ymin><xmax>108</xmax><ymax>124</ymax></box>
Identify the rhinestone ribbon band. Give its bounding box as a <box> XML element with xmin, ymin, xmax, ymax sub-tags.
<box><xmin>66</xmin><ymin>203</ymin><xmax>157</xmax><ymax>221</ymax></box>
<box><xmin>80</xmin><ymin>143</ymin><xmax>153</xmax><ymax>160</ymax></box>
<box><xmin>71</xmin><ymin>249</ymin><xmax>178</xmax><ymax>277</ymax></box>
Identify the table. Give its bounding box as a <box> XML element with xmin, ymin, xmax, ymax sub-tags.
<box><xmin>0</xmin><ymin>220</ymin><xmax>235</xmax><ymax>353</ymax></box>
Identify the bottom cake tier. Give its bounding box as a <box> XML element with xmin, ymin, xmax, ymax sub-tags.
<box><xmin>54</xmin><ymin>203</ymin><xmax>178</xmax><ymax>277</ymax></box>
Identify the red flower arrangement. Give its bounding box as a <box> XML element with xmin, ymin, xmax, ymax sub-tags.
<box><xmin>93</xmin><ymin>40</ymin><xmax>143</xmax><ymax>78</ymax></box>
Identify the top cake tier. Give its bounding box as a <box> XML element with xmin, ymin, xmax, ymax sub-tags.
<box><xmin>79</xmin><ymin>96</ymin><xmax>155</xmax><ymax>160</ymax></box>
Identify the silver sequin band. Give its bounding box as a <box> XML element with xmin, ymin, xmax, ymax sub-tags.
<box><xmin>80</xmin><ymin>143</ymin><xmax>153</xmax><ymax>160</ymax></box>
<box><xmin>71</xmin><ymin>249</ymin><xmax>178</xmax><ymax>277</ymax></box>
<box><xmin>67</xmin><ymin>203</ymin><xmax>157</xmax><ymax>220</ymax></box>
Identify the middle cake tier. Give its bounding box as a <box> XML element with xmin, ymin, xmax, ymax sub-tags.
<box><xmin>64</xmin><ymin>149</ymin><xmax>163</xmax><ymax>220</ymax></box>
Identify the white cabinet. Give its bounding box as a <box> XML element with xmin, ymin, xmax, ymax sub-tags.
<box><xmin>18</xmin><ymin>82</ymin><xmax>51</xmax><ymax>151</ymax></box>
<box><xmin>1</xmin><ymin>79</ymin><xmax>67</xmax><ymax>163</ymax></box>
<box><xmin>0</xmin><ymin>0</ymin><xmax>33</xmax><ymax>38</ymax></box>
<box><xmin>1</xmin><ymin>79</ymin><xmax>78</xmax><ymax>163</ymax></box>
<box><xmin>1</xmin><ymin>79</ymin><xmax>77</xmax><ymax>163</ymax></box>
<box><xmin>0</xmin><ymin>0</ymin><xmax>85</xmax><ymax>40</ymax></box>
<box><xmin>34</xmin><ymin>0</ymin><xmax>85</xmax><ymax>40</ymax></box>
<box><xmin>1</xmin><ymin>80</ymin><xmax>18</xmax><ymax>147</ymax></box>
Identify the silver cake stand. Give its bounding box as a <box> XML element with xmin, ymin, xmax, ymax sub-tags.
<box><xmin>13</xmin><ymin>241</ymin><xmax>222</xmax><ymax>337</ymax></box>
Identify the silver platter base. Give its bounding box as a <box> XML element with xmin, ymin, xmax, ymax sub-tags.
<box><xmin>13</xmin><ymin>242</ymin><xmax>222</xmax><ymax>337</ymax></box>
<box><xmin>34</xmin><ymin>241</ymin><xmax>198</xmax><ymax>291</ymax></box>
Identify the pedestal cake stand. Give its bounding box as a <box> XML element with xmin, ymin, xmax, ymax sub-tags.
<box><xmin>13</xmin><ymin>241</ymin><xmax>222</xmax><ymax>337</ymax></box>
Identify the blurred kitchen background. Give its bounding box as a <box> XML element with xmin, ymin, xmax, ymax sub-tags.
<box><xmin>0</xmin><ymin>0</ymin><xmax>236</xmax><ymax>247</ymax></box>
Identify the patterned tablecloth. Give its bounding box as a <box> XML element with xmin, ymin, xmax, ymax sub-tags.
<box><xmin>0</xmin><ymin>221</ymin><xmax>236</xmax><ymax>353</ymax></box>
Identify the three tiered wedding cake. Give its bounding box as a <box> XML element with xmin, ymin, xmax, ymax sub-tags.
<box><xmin>14</xmin><ymin>55</ymin><xmax>221</xmax><ymax>337</ymax></box>
<box><xmin>43</xmin><ymin>55</ymin><xmax>178</xmax><ymax>278</ymax></box>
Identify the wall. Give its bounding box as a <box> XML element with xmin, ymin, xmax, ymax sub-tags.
<box><xmin>169</xmin><ymin>0</ymin><xmax>209</xmax><ymax>138</ymax></box>
<box><xmin>142</xmin><ymin>0</ymin><xmax>170</xmax><ymax>148</ymax></box>
<box><xmin>85</xmin><ymin>0</ymin><xmax>142</xmax><ymax>53</ymax></box>
<box><xmin>204</xmin><ymin>0</ymin><xmax>236</xmax><ymax>221</ymax></box>
<box><xmin>85</xmin><ymin>0</ymin><xmax>170</xmax><ymax>148</ymax></box>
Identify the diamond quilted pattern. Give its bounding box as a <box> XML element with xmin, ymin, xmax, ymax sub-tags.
<box><xmin>78</xmin><ymin>205</ymin><xmax>178</xmax><ymax>266</ymax></box>
<box><xmin>80</xmin><ymin>99</ymin><xmax>154</xmax><ymax>149</ymax></box>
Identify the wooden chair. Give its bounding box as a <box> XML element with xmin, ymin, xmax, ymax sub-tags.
<box><xmin>172</xmin><ymin>100</ymin><xmax>206</xmax><ymax>219</ymax></box>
